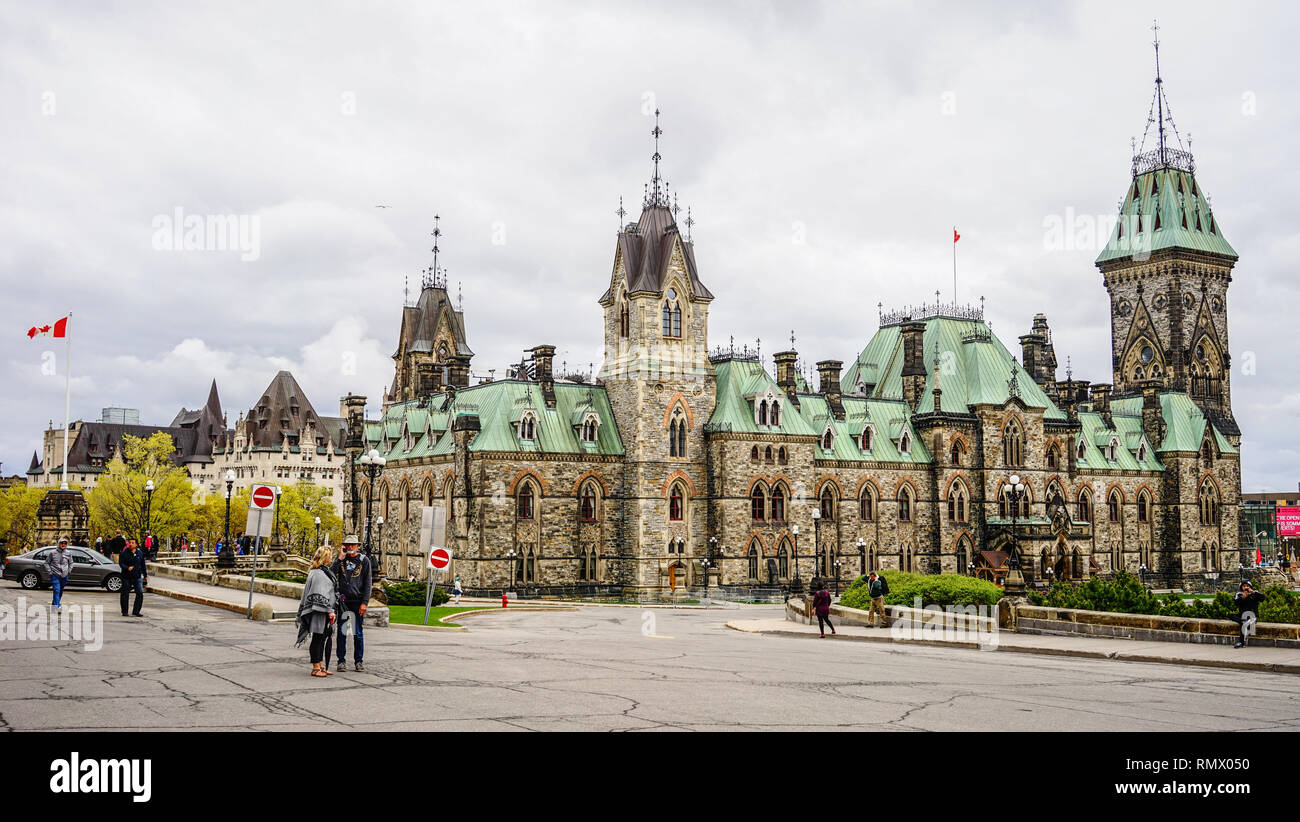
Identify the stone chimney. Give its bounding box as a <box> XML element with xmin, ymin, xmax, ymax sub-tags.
<box><xmin>817</xmin><ymin>360</ymin><xmax>845</xmax><ymax>420</ymax></box>
<box><xmin>417</xmin><ymin>361</ymin><xmax>438</xmax><ymax>402</ymax></box>
<box><xmin>1140</xmin><ymin>380</ymin><xmax>1166</xmax><ymax>447</ymax></box>
<box><xmin>531</xmin><ymin>345</ymin><xmax>557</xmax><ymax>408</ymax></box>
<box><xmin>1091</xmin><ymin>383</ymin><xmax>1113</xmax><ymax>427</ymax></box>
<box><xmin>448</xmin><ymin>354</ymin><xmax>472</xmax><ymax>390</ymax></box>
<box><xmin>1019</xmin><ymin>314</ymin><xmax>1058</xmax><ymax>387</ymax></box>
<box><xmin>773</xmin><ymin>350</ymin><xmax>800</xmax><ymax>409</ymax></box>
<box><xmin>900</xmin><ymin>321</ymin><xmax>927</xmax><ymax>411</ymax></box>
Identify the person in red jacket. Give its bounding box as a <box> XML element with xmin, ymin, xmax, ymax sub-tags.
<box><xmin>813</xmin><ymin>581</ymin><xmax>835</xmax><ymax>638</ymax></box>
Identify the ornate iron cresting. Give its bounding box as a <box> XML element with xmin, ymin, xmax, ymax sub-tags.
<box><xmin>879</xmin><ymin>300</ymin><xmax>984</xmax><ymax>327</ymax></box>
<box><xmin>1132</xmin><ymin>146</ymin><xmax>1195</xmax><ymax>176</ymax></box>
<box><xmin>708</xmin><ymin>341</ymin><xmax>760</xmax><ymax>363</ymax></box>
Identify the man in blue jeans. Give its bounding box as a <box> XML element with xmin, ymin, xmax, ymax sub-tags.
<box><xmin>118</xmin><ymin>538</ymin><xmax>148</xmax><ymax>617</ymax></box>
<box><xmin>44</xmin><ymin>538</ymin><xmax>74</xmax><ymax>609</ymax></box>
<box><xmin>332</xmin><ymin>535</ymin><xmax>372</xmax><ymax>671</ymax></box>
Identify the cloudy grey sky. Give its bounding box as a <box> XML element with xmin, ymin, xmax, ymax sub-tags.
<box><xmin>1</xmin><ymin>0</ymin><xmax>1295</xmax><ymax>491</ymax></box>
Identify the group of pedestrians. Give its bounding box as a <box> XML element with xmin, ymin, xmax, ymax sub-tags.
<box><xmin>295</xmin><ymin>535</ymin><xmax>372</xmax><ymax>677</ymax></box>
<box><xmin>811</xmin><ymin>570</ymin><xmax>891</xmax><ymax>638</ymax></box>
<box><xmin>42</xmin><ymin>534</ymin><xmax>147</xmax><ymax>617</ymax></box>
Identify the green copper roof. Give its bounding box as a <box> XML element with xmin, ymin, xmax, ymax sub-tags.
<box><xmin>371</xmin><ymin>381</ymin><xmax>625</xmax><ymax>461</ymax></box>
<box><xmin>1096</xmin><ymin>166</ymin><xmax>1237</xmax><ymax>264</ymax></box>
<box><xmin>1075</xmin><ymin>411</ymin><xmax>1162</xmax><ymax>472</ymax></box>
<box><xmin>1111</xmin><ymin>392</ymin><xmax>1237</xmax><ymax>455</ymax></box>
<box><xmin>843</xmin><ymin>316</ymin><xmax>1066</xmax><ymax>418</ymax></box>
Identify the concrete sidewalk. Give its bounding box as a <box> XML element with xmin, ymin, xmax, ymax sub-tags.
<box><xmin>147</xmin><ymin>575</ymin><xmax>301</xmax><ymax>619</ymax></box>
<box><xmin>727</xmin><ymin>617</ymin><xmax>1300</xmax><ymax>675</ymax></box>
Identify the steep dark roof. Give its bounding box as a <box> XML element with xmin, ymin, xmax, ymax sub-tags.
<box><xmin>169</xmin><ymin>380</ymin><xmax>227</xmax><ymax>455</ymax></box>
<box><xmin>244</xmin><ymin>371</ymin><xmax>346</xmax><ymax>450</ymax></box>
<box><xmin>600</xmin><ymin>204</ymin><xmax>712</xmax><ymax>302</ymax></box>
<box><xmin>395</xmin><ymin>285</ymin><xmax>473</xmax><ymax>359</ymax></box>
<box><xmin>62</xmin><ymin>421</ymin><xmax>207</xmax><ymax>473</ymax></box>
<box><xmin>27</xmin><ymin>451</ymin><xmax>41</xmax><ymax>474</ymax></box>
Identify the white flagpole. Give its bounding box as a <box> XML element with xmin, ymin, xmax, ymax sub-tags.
<box><xmin>952</xmin><ymin>227</ymin><xmax>958</xmax><ymax>304</ymax></box>
<box><xmin>60</xmin><ymin>313</ymin><xmax>71</xmax><ymax>490</ymax></box>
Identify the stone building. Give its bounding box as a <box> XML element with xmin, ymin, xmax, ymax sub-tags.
<box><xmin>345</xmin><ymin>79</ymin><xmax>1243</xmax><ymax>596</ymax></box>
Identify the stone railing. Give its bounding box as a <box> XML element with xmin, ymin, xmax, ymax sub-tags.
<box><xmin>1013</xmin><ymin>604</ymin><xmax>1300</xmax><ymax>648</ymax></box>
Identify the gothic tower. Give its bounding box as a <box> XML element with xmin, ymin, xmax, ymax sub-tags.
<box><xmin>597</xmin><ymin>111</ymin><xmax>715</xmax><ymax>587</ymax></box>
<box><xmin>1095</xmin><ymin>31</ymin><xmax>1239</xmax><ymax>439</ymax></box>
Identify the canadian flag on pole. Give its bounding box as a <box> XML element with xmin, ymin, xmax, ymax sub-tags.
<box><xmin>953</xmin><ymin>228</ymin><xmax>961</xmax><ymax>243</ymax></box>
<box><xmin>27</xmin><ymin>317</ymin><xmax>68</xmax><ymax>339</ymax></box>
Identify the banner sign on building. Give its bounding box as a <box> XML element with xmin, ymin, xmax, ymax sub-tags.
<box><xmin>1276</xmin><ymin>506</ymin><xmax>1300</xmax><ymax>537</ymax></box>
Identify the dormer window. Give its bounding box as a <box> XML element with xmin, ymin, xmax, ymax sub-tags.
<box><xmin>1137</xmin><ymin>443</ymin><xmax>1147</xmax><ymax>462</ymax></box>
<box><xmin>758</xmin><ymin>400</ymin><xmax>768</xmax><ymax>426</ymax></box>
<box><xmin>900</xmin><ymin>431</ymin><xmax>911</xmax><ymax>454</ymax></box>
<box><xmin>770</xmin><ymin>402</ymin><xmax>780</xmax><ymax>426</ymax></box>
<box><xmin>1107</xmin><ymin>437</ymin><xmax>1119</xmax><ymax>462</ymax></box>
<box><xmin>580</xmin><ymin>414</ymin><xmax>599</xmax><ymax>443</ymax></box>
<box><xmin>1077</xmin><ymin>440</ymin><xmax>1087</xmax><ymax>461</ymax></box>
<box><xmin>821</xmin><ymin>427</ymin><xmax>834</xmax><ymax>451</ymax></box>
<box><xmin>859</xmin><ymin>426</ymin><xmax>873</xmax><ymax>451</ymax></box>
<box><xmin>519</xmin><ymin>411</ymin><xmax>538</xmax><ymax>441</ymax></box>
<box><xmin>755</xmin><ymin>392</ymin><xmax>782</xmax><ymax>427</ymax></box>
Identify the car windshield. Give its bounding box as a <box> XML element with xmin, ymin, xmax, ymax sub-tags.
<box><xmin>31</xmin><ymin>545</ymin><xmax>111</xmax><ymax>563</ymax></box>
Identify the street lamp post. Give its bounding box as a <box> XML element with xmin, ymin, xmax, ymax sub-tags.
<box><xmin>358</xmin><ymin>448</ymin><xmax>386</xmax><ymax>596</ymax></box>
<box><xmin>706</xmin><ymin>536</ymin><xmax>718</xmax><ymax>590</ymax></box>
<box><xmin>143</xmin><ymin>479</ymin><xmax>155</xmax><ymax>557</ymax></box>
<box><xmin>791</xmin><ymin>524</ymin><xmax>801</xmax><ymax>590</ymax></box>
<box><xmin>855</xmin><ymin>537</ymin><xmax>866</xmax><ymax>580</ymax></box>
<box><xmin>376</xmin><ymin>516</ymin><xmax>385</xmax><ymax>578</ymax></box>
<box><xmin>314</xmin><ymin>516</ymin><xmax>321</xmax><ymax>552</ymax></box>
<box><xmin>507</xmin><ymin>548</ymin><xmax>517</xmax><ymax>591</ymax></box>
<box><xmin>1138</xmin><ymin>563</ymin><xmax>1148</xmax><ymax>586</ymax></box>
<box><xmin>833</xmin><ymin>558</ymin><xmax>843</xmax><ymax>595</ymax></box>
<box><xmin>811</xmin><ymin>507</ymin><xmax>821</xmax><ymax>579</ymax></box>
<box><xmin>1002</xmin><ymin>474</ymin><xmax>1028</xmax><ymax>596</ymax></box>
<box><xmin>219</xmin><ymin>470</ymin><xmax>235</xmax><ymax>569</ymax></box>
<box><xmin>967</xmin><ymin>561</ymin><xmax>975</xmax><ymax>577</ymax></box>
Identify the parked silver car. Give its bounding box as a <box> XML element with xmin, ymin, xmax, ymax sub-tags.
<box><xmin>2</xmin><ymin>546</ymin><xmax>124</xmax><ymax>592</ymax></box>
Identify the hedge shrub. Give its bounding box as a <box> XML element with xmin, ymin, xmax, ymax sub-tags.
<box><xmin>1027</xmin><ymin>570</ymin><xmax>1300</xmax><ymax>624</ymax></box>
<box><xmin>840</xmin><ymin>570</ymin><xmax>1001</xmax><ymax>610</ymax></box>
<box><xmin>382</xmin><ymin>580</ymin><xmax>450</xmax><ymax>607</ymax></box>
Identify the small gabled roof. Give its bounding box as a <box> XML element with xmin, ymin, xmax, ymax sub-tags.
<box><xmin>600</xmin><ymin>204</ymin><xmax>713</xmax><ymax>302</ymax></box>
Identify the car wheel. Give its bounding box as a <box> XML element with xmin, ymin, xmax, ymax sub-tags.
<box><xmin>20</xmin><ymin>571</ymin><xmax>41</xmax><ymax>590</ymax></box>
<box><xmin>104</xmin><ymin>573</ymin><xmax>123</xmax><ymax>593</ymax></box>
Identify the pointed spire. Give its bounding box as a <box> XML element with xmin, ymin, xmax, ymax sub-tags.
<box><xmin>616</xmin><ymin>196</ymin><xmax>627</xmax><ymax>228</ymax></box>
<box><xmin>1133</xmin><ymin>20</ymin><xmax>1192</xmax><ymax>175</ymax></box>
<box><xmin>644</xmin><ymin>109</ymin><xmax>669</xmax><ymax>208</ymax></box>
<box><xmin>684</xmin><ymin>206</ymin><xmax>694</xmax><ymax>242</ymax></box>
<box><xmin>423</xmin><ymin>214</ymin><xmax>444</xmax><ymax>290</ymax></box>
<box><xmin>206</xmin><ymin>379</ymin><xmax>221</xmax><ymax>413</ymax></box>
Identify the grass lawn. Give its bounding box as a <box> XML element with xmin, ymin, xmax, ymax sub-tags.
<box><xmin>386</xmin><ymin>604</ymin><xmax>557</xmax><ymax>626</ymax></box>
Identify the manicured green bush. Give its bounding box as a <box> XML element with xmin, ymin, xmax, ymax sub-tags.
<box><xmin>1027</xmin><ymin>572</ymin><xmax>1300</xmax><ymax>625</ymax></box>
<box><xmin>382</xmin><ymin>579</ymin><xmax>450</xmax><ymax>607</ymax></box>
<box><xmin>841</xmin><ymin>571</ymin><xmax>1000</xmax><ymax>610</ymax></box>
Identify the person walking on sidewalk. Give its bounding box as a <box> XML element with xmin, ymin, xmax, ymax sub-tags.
<box><xmin>108</xmin><ymin>530</ymin><xmax>126</xmax><ymax>559</ymax></box>
<box><xmin>813</xmin><ymin>580</ymin><xmax>835</xmax><ymax>637</ymax></box>
<box><xmin>332</xmin><ymin>536</ymin><xmax>372</xmax><ymax>672</ymax></box>
<box><xmin>45</xmin><ymin>538</ymin><xmax>74</xmax><ymax>610</ymax></box>
<box><xmin>1234</xmin><ymin>581</ymin><xmax>1264</xmax><ymax>649</ymax></box>
<box><xmin>453</xmin><ymin>574</ymin><xmax>463</xmax><ymax>605</ymax></box>
<box><xmin>296</xmin><ymin>546</ymin><xmax>338</xmax><ymax>678</ymax></box>
<box><xmin>118</xmin><ymin>538</ymin><xmax>148</xmax><ymax>617</ymax></box>
<box><xmin>866</xmin><ymin>571</ymin><xmax>890</xmax><ymax>628</ymax></box>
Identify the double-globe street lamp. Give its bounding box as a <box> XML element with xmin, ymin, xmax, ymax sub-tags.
<box><xmin>314</xmin><ymin>516</ymin><xmax>321</xmax><ymax>552</ymax></box>
<box><xmin>143</xmin><ymin>479</ymin><xmax>155</xmax><ymax>557</ymax></box>
<box><xmin>219</xmin><ymin>470</ymin><xmax>235</xmax><ymax>569</ymax></box>
<box><xmin>1002</xmin><ymin>474</ymin><xmax>1028</xmax><ymax>596</ymax></box>
<box><xmin>358</xmin><ymin>448</ymin><xmax>386</xmax><ymax>593</ymax></box>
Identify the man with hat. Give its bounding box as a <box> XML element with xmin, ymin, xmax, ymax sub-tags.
<box><xmin>332</xmin><ymin>535</ymin><xmax>372</xmax><ymax>671</ymax></box>
<box><xmin>44</xmin><ymin>538</ymin><xmax>74</xmax><ymax>610</ymax></box>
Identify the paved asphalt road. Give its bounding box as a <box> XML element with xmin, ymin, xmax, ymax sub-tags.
<box><xmin>2</xmin><ymin>584</ymin><xmax>1298</xmax><ymax>732</ymax></box>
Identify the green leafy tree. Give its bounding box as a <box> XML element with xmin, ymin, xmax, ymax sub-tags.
<box><xmin>87</xmin><ymin>432</ymin><xmax>194</xmax><ymax>543</ymax></box>
<box><xmin>267</xmin><ymin>481</ymin><xmax>343</xmax><ymax>554</ymax></box>
<box><xmin>0</xmin><ymin>485</ymin><xmax>48</xmax><ymax>552</ymax></box>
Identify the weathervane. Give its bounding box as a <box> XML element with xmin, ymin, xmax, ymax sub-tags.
<box><xmin>645</xmin><ymin>108</ymin><xmax>668</xmax><ymax>208</ymax></box>
<box><xmin>616</xmin><ymin>196</ymin><xmax>627</xmax><ymax>227</ymax></box>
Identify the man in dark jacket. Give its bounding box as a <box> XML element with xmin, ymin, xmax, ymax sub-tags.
<box><xmin>332</xmin><ymin>536</ymin><xmax>372</xmax><ymax>671</ymax></box>
<box><xmin>118</xmin><ymin>538</ymin><xmax>148</xmax><ymax>617</ymax></box>
<box><xmin>1234</xmin><ymin>581</ymin><xmax>1264</xmax><ymax>649</ymax></box>
<box><xmin>866</xmin><ymin>571</ymin><xmax>890</xmax><ymax>628</ymax></box>
<box><xmin>108</xmin><ymin>530</ymin><xmax>126</xmax><ymax>558</ymax></box>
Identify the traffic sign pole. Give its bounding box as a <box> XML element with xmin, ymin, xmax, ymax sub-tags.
<box><xmin>423</xmin><ymin>570</ymin><xmax>438</xmax><ymax>626</ymax></box>
<box><xmin>247</xmin><ymin>508</ymin><xmax>263</xmax><ymax>618</ymax></box>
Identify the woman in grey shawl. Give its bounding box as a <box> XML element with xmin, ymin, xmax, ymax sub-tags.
<box><xmin>297</xmin><ymin>546</ymin><xmax>339</xmax><ymax>677</ymax></box>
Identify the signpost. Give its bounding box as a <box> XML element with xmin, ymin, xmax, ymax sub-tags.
<box><xmin>246</xmin><ymin>484</ymin><xmax>279</xmax><ymax>618</ymax></box>
<box><xmin>419</xmin><ymin>506</ymin><xmax>448</xmax><ymax>625</ymax></box>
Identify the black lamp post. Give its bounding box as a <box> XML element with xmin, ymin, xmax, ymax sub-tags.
<box><xmin>358</xmin><ymin>448</ymin><xmax>386</xmax><ymax>593</ymax></box>
<box><xmin>833</xmin><ymin>558</ymin><xmax>843</xmax><ymax>595</ymax></box>
<box><xmin>1138</xmin><ymin>563</ymin><xmax>1148</xmax><ymax>586</ymax></box>
<box><xmin>791</xmin><ymin>524</ymin><xmax>801</xmax><ymax>589</ymax></box>
<box><xmin>314</xmin><ymin>516</ymin><xmax>321</xmax><ymax>552</ymax></box>
<box><xmin>967</xmin><ymin>561</ymin><xmax>975</xmax><ymax>577</ymax></box>
<box><xmin>706</xmin><ymin>536</ymin><xmax>718</xmax><ymax>590</ymax></box>
<box><xmin>143</xmin><ymin>479</ymin><xmax>155</xmax><ymax>556</ymax></box>
<box><xmin>507</xmin><ymin>548</ymin><xmax>517</xmax><ymax>591</ymax></box>
<box><xmin>219</xmin><ymin>469</ymin><xmax>235</xmax><ymax>569</ymax></box>
<box><xmin>376</xmin><ymin>515</ymin><xmax>385</xmax><ymax>578</ymax></box>
<box><xmin>811</xmin><ymin>506</ymin><xmax>822</xmax><ymax>578</ymax></box>
<box><xmin>855</xmin><ymin>537</ymin><xmax>866</xmax><ymax>580</ymax></box>
<box><xmin>1003</xmin><ymin>474</ymin><xmax>1027</xmax><ymax>595</ymax></box>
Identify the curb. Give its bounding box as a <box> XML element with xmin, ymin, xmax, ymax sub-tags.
<box><xmin>725</xmin><ymin>622</ymin><xmax>1300</xmax><ymax>675</ymax></box>
<box><xmin>388</xmin><ymin>605</ymin><xmax>578</xmax><ymax>633</ymax></box>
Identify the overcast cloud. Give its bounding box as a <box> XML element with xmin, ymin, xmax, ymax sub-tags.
<box><xmin>1</xmin><ymin>0</ymin><xmax>1295</xmax><ymax>492</ymax></box>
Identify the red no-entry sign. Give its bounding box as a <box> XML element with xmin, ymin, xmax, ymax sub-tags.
<box><xmin>251</xmin><ymin>485</ymin><xmax>277</xmax><ymax>510</ymax></box>
<box><xmin>428</xmin><ymin>547</ymin><xmax>452</xmax><ymax>571</ymax></box>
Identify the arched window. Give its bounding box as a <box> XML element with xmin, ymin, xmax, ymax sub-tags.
<box><xmin>822</xmin><ymin>428</ymin><xmax>834</xmax><ymax>450</ymax></box>
<box><xmin>581</xmin><ymin>417</ymin><xmax>598</xmax><ymax>442</ymax></box>
<box><xmin>1077</xmin><ymin>489</ymin><xmax>1092</xmax><ymax>521</ymax></box>
<box><xmin>517</xmin><ymin>483</ymin><xmax>535</xmax><ymax>520</ymax></box>
<box><xmin>1047</xmin><ymin>444</ymin><xmax>1060</xmax><ymax>469</ymax></box>
<box><xmin>669</xmin><ymin>485</ymin><xmax>685</xmax><ymax>521</ymax></box>
<box><xmin>748</xmin><ymin>542</ymin><xmax>759</xmax><ymax>579</ymax></box>
<box><xmin>860</xmin><ymin>427</ymin><xmax>872</xmax><ymax>451</ymax></box>
<box><xmin>619</xmin><ymin>300</ymin><xmax>630</xmax><ymax>338</ymax></box>
<box><xmin>1108</xmin><ymin>490</ymin><xmax>1121</xmax><ymax>523</ymax></box>
<box><xmin>899</xmin><ymin>487</ymin><xmax>912</xmax><ymax>522</ymax></box>
<box><xmin>777</xmin><ymin>541</ymin><xmax>790</xmax><ymax>578</ymax></box>
<box><xmin>947</xmin><ymin>485</ymin><xmax>967</xmax><ymax>523</ymax></box>
<box><xmin>1077</xmin><ymin>440</ymin><xmax>1087</xmax><ymax>461</ymax></box>
<box><xmin>579</xmin><ymin>484</ymin><xmax>597</xmax><ymax>522</ymax></box>
<box><xmin>859</xmin><ymin>487</ymin><xmax>875</xmax><ymax>521</ymax></box>
<box><xmin>662</xmin><ymin>288</ymin><xmax>681</xmax><ymax>337</ymax></box>
<box><xmin>819</xmin><ymin>487</ymin><xmax>835</xmax><ymax>520</ymax></box>
<box><xmin>519</xmin><ymin>412</ymin><xmax>537</xmax><ymax>441</ymax></box>
<box><xmin>750</xmin><ymin>446</ymin><xmax>759</xmax><ymax>461</ymax></box>
<box><xmin>1137</xmin><ymin>491</ymin><xmax>1149</xmax><ymax>524</ymax></box>
<box><xmin>750</xmin><ymin>486</ymin><xmax>766</xmax><ymax>521</ymax></box>
<box><xmin>1003</xmin><ymin>418</ymin><xmax>1024</xmax><ymax>466</ymax></box>
<box><xmin>1201</xmin><ymin>441</ymin><xmax>1214</xmax><ymax>468</ymax></box>
<box><xmin>777</xmin><ymin>447</ymin><xmax>787</xmax><ymax>465</ymax></box>
<box><xmin>668</xmin><ymin>413</ymin><xmax>688</xmax><ymax>458</ymax></box>
<box><xmin>523</xmin><ymin>547</ymin><xmax>536</xmax><ymax>583</ymax></box>
<box><xmin>758</xmin><ymin>400</ymin><xmax>768</xmax><ymax>426</ymax></box>
<box><xmin>770</xmin><ymin>402</ymin><xmax>781</xmax><ymax>426</ymax></box>
<box><xmin>771</xmin><ymin>485</ymin><xmax>786</xmax><ymax>522</ymax></box>
<box><xmin>950</xmin><ymin>442</ymin><xmax>961</xmax><ymax>466</ymax></box>
<box><xmin>900</xmin><ymin>432</ymin><xmax>911</xmax><ymax>454</ymax></box>
<box><xmin>764</xmin><ymin>446</ymin><xmax>773</xmax><ymax>463</ymax></box>
<box><xmin>1199</xmin><ymin>482</ymin><xmax>1220</xmax><ymax>525</ymax></box>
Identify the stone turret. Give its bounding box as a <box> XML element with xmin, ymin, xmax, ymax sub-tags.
<box><xmin>817</xmin><ymin>360</ymin><xmax>845</xmax><ymax>420</ymax></box>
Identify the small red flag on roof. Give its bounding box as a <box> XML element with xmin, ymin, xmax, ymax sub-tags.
<box><xmin>27</xmin><ymin>316</ymin><xmax>68</xmax><ymax>339</ymax></box>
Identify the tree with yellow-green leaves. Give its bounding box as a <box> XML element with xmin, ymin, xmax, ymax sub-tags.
<box><xmin>0</xmin><ymin>484</ymin><xmax>48</xmax><ymax>552</ymax></box>
<box><xmin>87</xmin><ymin>432</ymin><xmax>194</xmax><ymax>544</ymax></box>
<box><xmin>266</xmin><ymin>481</ymin><xmax>342</xmax><ymax>554</ymax></box>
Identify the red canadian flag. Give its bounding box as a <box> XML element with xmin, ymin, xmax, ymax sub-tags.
<box><xmin>953</xmin><ymin>228</ymin><xmax>960</xmax><ymax>243</ymax></box>
<box><xmin>27</xmin><ymin>317</ymin><xmax>68</xmax><ymax>339</ymax></box>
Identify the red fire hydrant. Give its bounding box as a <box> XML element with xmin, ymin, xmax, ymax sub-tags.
<box><xmin>502</xmin><ymin>592</ymin><xmax>508</xmax><ymax>608</ymax></box>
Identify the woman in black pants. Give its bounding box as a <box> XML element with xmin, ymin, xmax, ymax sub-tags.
<box><xmin>813</xmin><ymin>581</ymin><xmax>835</xmax><ymax>637</ymax></box>
<box><xmin>296</xmin><ymin>546</ymin><xmax>338</xmax><ymax>676</ymax></box>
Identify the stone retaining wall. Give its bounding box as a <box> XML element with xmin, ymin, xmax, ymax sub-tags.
<box><xmin>1013</xmin><ymin>604</ymin><xmax>1300</xmax><ymax>648</ymax></box>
